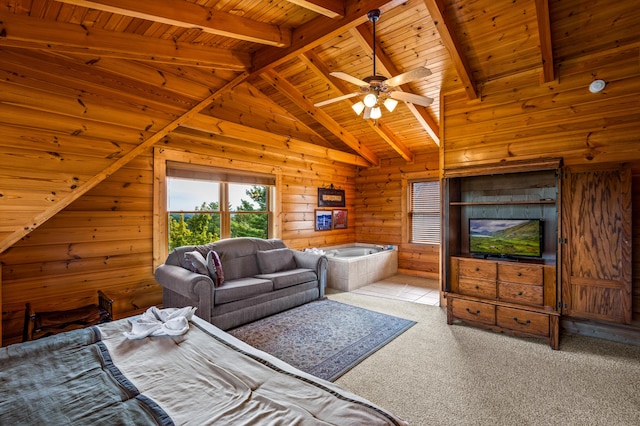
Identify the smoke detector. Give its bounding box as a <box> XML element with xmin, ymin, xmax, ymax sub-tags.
<box><xmin>589</xmin><ymin>79</ymin><xmax>606</xmax><ymax>93</ymax></box>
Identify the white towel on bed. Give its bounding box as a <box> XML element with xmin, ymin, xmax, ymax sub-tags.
<box><xmin>124</xmin><ymin>306</ymin><xmax>197</xmax><ymax>340</ymax></box>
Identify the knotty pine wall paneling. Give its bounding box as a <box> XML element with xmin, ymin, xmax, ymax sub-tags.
<box><xmin>1</xmin><ymin>141</ymin><xmax>358</xmax><ymax>345</ymax></box>
<box><xmin>355</xmin><ymin>152</ymin><xmax>440</xmax><ymax>280</ymax></box>
<box><xmin>1</xmin><ymin>152</ymin><xmax>158</xmax><ymax>345</ymax></box>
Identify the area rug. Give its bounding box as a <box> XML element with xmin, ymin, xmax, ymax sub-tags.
<box><xmin>228</xmin><ymin>298</ymin><xmax>415</xmax><ymax>381</ymax></box>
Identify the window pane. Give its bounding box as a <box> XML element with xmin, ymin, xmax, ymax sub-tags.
<box><xmin>230</xmin><ymin>213</ymin><xmax>268</xmax><ymax>238</ymax></box>
<box><xmin>168</xmin><ymin>178</ymin><xmax>219</xmax><ymax>212</ymax></box>
<box><xmin>229</xmin><ymin>184</ymin><xmax>266</xmax><ymax>212</ymax></box>
<box><xmin>168</xmin><ymin>212</ymin><xmax>220</xmax><ymax>250</ymax></box>
<box><xmin>411</xmin><ymin>181</ymin><xmax>440</xmax><ymax>244</ymax></box>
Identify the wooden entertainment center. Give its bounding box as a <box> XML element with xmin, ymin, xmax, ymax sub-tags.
<box><xmin>443</xmin><ymin>159</ymin><xmax>562</xmax><ymax>349</ymax></box>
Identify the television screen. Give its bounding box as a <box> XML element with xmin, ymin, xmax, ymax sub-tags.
<box><xmin>469</xmin><ymin>219</ymin><xmax>543</xmax><ymax>258</ymax></box>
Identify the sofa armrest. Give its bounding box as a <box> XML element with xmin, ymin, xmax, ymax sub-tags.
<box><xmin>154</xmin><ymin>264</ymin><xmax>215</xmax><ymax>320</ymax></box>
<box><xmin>292</xmin><ymin>251</ymin><xmax>328</xmax><ymax>298</ymax></box>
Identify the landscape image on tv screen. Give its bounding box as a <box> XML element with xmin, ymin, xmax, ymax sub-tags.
<box><xmin>469</xmin><ymin>219</ymin><xmax>542</xmax><ymax>258</ymax></box>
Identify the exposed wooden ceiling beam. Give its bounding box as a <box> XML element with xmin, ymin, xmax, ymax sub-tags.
<box><xmin>54</xmin><ymin>0</ymin><xmax>291</xmax><ymax>47</ymax></box>
<box><xmin>535</xmin><ymin>0</ymin><xmax>555</xmax><ymax>82</ymax></box>
<box><xmin>0</xmin><ymin>72</ymin><xmax>248</xmax><ymax>253</ymax></box>
<box><xmin>181</xmin><ymin>114</ymin><xmax>370</xmax><ymax>167</ymax></box>
<box><xmin>301</xmin><ymin>51</ymin><xmax>414</xmax><ymax>161</ymax></box>
<box><xmin>260</xmin><ymin>69</ymin><xmax>380</xmax><ymax>166</ymax></box>
<box><xmin>0</xmin><ymin>12</ymin><xmax>250</xmax><ymax>70</ymax></box>
<box><xmin>231</xmin><ymin>82</ymin><xmax>339</xmax><ymax>149</ymax></box>
<box><xmin>284</xmin><ymin>0</ymin><xmax>345</xmax><ymax>19</ymax></box>
<box><xmin>251</xmin><ymin>0</ymin><xmax>406</xmax><ymax>75</ymax></box>
<box><xmin>350</xmin><ymin>26</ymin><xmax>440</xmax><ymax>146</ymax></box>
<box><xmin>422</xmin><ymin>0</ymin><xmax>478</xmax><ymax>100</ymax></box>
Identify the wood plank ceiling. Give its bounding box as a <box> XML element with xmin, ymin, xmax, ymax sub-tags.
<box><xmin>0</xmin><ymin>0</ymin><xmax>555</xmax><ymax>251</ymax></box>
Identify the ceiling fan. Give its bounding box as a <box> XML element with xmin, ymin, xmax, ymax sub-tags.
<box><xmin>314</xmin><ymin>9</ymin><xmax>434</xmax><ymax>119</ymax></box>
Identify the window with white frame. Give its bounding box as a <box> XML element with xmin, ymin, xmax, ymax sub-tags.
<box><xmin>166</xmin><ymin>162</ymin><xmax>274</xmax><ymax>250</ymax></box>
<box><xmin>409</xmin><ymin>180</ymin><xmax>441</xmax><ymax>244</ymax></box>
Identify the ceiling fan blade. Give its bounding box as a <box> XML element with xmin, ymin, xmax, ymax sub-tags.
<box><xmin>383</xmin><ymin>66</ymin><xmax>432</xmax><ymax>87</ymax></box>
<box><xmin>329</xmin><ymin>72</ymin><xmax>369</xmax><ymax>87</ymax></box>
<box><xmin>389</xmin><ymin>91</ymin><xmax>434</xmax><ymax>107</ymax></box>
<box><xmin>314</xmin><ymin>92</ymin><xmax>361</xmax><ymax>107</ymax></box>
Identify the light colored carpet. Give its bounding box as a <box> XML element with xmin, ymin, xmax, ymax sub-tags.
<box><xmin>326</xmin><ymin>289</ymin><xmax>640</xmax><ymax>426</ymax></box>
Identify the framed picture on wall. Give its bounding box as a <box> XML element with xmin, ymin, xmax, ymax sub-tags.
<box><xmin>315</xmin><ymin>210</ymin><xmax>332</xmax><ymax>231</ymax></box>
<box><xmin>333</xmin><ymin>209</ymin><xmax>348</xmax><ymax>229</ymax></box>
<box><xmin>317</xmin><ymin>187</ymin><xmax>345</xmax><ymax>207</ymax></box>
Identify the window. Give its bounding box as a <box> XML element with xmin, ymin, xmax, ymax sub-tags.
<box><xmin>410</xmin><ymin>180</ymin><xmax>440</xmax><ymax>244</ymax></box>
<box><xmin>166</xmin><ymin>163</ymin><xmax>274</xmax><ymax>250</ymax></box>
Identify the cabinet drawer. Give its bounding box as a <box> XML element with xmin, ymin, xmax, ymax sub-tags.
<box><xmin>498</xmin><ymin>282</ymin><xmax>543</xmax><ymax>306</ymax></box>
<box><xmin>496</xmin><ymin>306</ymin><xmax>549</xmax><ymax>337</ymax></box>
<box><xmin>452</xmin><ymin>299</ymin><xmax>495</xmax><ymax>325</ymax></box>
<box><xmin>458</xmin><ymin>259</ymin><xmax>496</xmax><ymax>280</ymax></box>
<box><xmin>497</xmin><ymin>263</ymin><xmax>543</xmax><ymax>285</ymax></box>
<box><xmin>459</xmin><ymin>277</ymin><xmax>497</xmax><ymax>299</ymax></box>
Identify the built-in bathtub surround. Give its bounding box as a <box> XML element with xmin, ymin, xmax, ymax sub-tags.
<box><xmin>323</xmin><ymin>243</ymin><xmax>398</xmax><ymax>292</ymax></box>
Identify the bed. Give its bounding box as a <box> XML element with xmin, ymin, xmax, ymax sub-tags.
<box><xmin>0</xmin><ymin>311</ymin><xmax>408</xmax><ymax>425</ymax></box>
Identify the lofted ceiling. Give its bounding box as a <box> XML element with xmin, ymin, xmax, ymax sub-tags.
<box><xmin>0</xmin><ymin>0</ymin><xmax>556</xmax><ymax>166</ymax></box>
<box><xmin>3</xmin><ymin>0</ymin><xmax>596</xmax><ymax>252</ymax></box>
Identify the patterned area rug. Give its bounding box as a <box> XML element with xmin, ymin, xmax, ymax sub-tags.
<box><xmin>228</xmin><ymin>298</ymin><xmax>415</xmax><ymax>381</ymax></box>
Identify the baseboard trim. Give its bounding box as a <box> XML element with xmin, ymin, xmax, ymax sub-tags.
<box><xmin>561</xmin><ymin>317</ymin><xmax>640</xmax><ymax>347</ymax></box>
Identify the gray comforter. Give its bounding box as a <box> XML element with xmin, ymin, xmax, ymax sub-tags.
<box><xmin>0</xmin><ymin>316</ymin><xmax>407</xmax><ymax>425</ymax></box>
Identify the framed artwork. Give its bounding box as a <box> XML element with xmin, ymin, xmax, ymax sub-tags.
<box><xmin>317</xmin><ymin>187</ymin><xmax>345</xmax><ymax>207</ymax></box>
<box><xmin>315</xmin><ymin>210</ymin><xmax>332</xmax><ymax>231</ymax></box>
<box><xmin>333</xmin><ymin>209</ymin><xmax>348</xmax><ymax>229</ymax></box>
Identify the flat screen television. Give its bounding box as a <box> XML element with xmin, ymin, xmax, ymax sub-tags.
<box><xmin>469</xmin><ymin>218</ymin><xmax>543</xmax><ymax>259</ymax></box>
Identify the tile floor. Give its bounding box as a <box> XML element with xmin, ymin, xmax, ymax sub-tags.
<box><xmin>343</xmin><ymin>274</ymin><xmax>441</xmax><ymax>306</ymax></box>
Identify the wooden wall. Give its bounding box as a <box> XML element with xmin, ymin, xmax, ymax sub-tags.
<box><xmin>355</xmin><ymin>152</ymin><xmax>440</xmax><ymax>280</ymax></box>
<box><xmin>0</xmin><ymin>138</ymin><xmax>358</xmax><ymax>345</ymax></box>
<box><xmin>442</xmin><ymin>45</ymin><xmax>640</xmax><ymax>322</ymax></box>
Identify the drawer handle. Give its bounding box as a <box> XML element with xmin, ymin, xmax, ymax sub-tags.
<box><xmin>475</xmin><ymin>267</ymin><xmax>480</xmax><ymax>271</ymax></box>
<box><xmin>513</xmin><ymin>317</ymin><xmax>531</xmax><ymax>325</ymax></box>
<box><xmin>466</xmin><ymin>308</ymin><xmax>481</xmax><ymax>315</ymax></box>
<box><xmin>475</xmin><ymin>285</ymin><xmax>480</xmax><ymax>289</ymax></box>
<box><xmin>517</xmin><ymin>291</ymin><xmax>523</xmax><ymax>296</ymax></box>
<box><xmin>517</xmin><ymin>272</ymin><xmax>522</xmax><ymax>276</ymax></box>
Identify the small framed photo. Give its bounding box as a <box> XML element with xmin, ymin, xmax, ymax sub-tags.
<box><xmin>315</xmin><ymin>210</ymin><xmax>332</xmax><ymax>231</ymax></box>
<box><xmin>333</xmin><ymin>209</ymin><xmax>348</xmax><ymax>229</ymax></box>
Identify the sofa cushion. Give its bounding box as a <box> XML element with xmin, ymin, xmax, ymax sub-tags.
<box><xmin>257</xmin><ymin>248</ymin><xmax>297</xmax><ymax>274</ymax></box>
<box><xmin>206</xmin><ymin>251</ymin><xmax>224</xmax><ymax>287</ymax></box>
<box><xmin>214</xmin><ymin>277</ymin><xmax>273</xmax><ymax>305</ymax></box>
<box><xmin>184</xmin><ymin>251</ymin><xmax>209</xmax><ymax>275</ymax></box>
<box><xmin>255</xmin><ymin>269</ymin><xmax>317</xmax><ymax>290</ymax></box>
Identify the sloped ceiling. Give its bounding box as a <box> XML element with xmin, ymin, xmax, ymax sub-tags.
<box><xmin>0</xmin><ymin>0</ymin><xmax>568</xmax><ymax>250</ymax></box>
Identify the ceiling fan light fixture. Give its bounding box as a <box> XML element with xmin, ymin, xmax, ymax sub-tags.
<box><xmin>383</xmin><ymin>98</ymin><xmax>398</xmax><ymax>112</ymax></box>
<box><xmin>363</xmin><ymin>93</ymin><xmax>377</xmax><ymax>108</ymax></box>
<box><xmin>363</xmin><ymin>107</ymin><xmax>372</xmax><ymax>119</ymax></box>
<box><xmin>370</xmin><ymin>106</ymin><xmax>382</xmax><ymax>119</ymax></box>
<box><xmin>352</xmin><ymin>101</ymin><xmax>365</xmax><ymax>115</ymax></box>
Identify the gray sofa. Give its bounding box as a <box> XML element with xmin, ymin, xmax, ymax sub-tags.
<box><xmin>154</xmin><ymin>238</ymin><xmax>328</xmax><ymax>330</ymax></box>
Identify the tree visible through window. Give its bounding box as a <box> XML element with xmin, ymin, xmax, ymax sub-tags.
<box><xmin>410</xmin><ymin>180</ymin><xmax>441</xmax><ymax>244</ymax></box>
<box><xmin>167</xmin><ymin>178</ymin><xmax>271</xmax><ymax>250</ymax></box>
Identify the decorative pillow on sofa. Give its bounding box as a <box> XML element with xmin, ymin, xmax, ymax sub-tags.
<box><xmin>206</xmin><ymin>250</ymin><xmax>225</xmax><ymax>287</ymax></box>
<box><xmin>257</xmin><ymin>248</ymin><xmax>297</xmax><ymax>274</ymax></box>
<box><xmin>184</xmin><ymin>251</ymin><xmax>209</xmax><ymax>275</ymax></box>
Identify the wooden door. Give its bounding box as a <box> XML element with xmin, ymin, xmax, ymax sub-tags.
<box><xmin>561</xmin><ymin>164</ymin><xmax>632</xmax><ymax>324</ymax></box>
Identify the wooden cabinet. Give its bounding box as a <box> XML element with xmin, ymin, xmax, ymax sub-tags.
<box><xmin>561</xmin><ymin>164</ymin><xmax>632</xmax><ymax>324</ymax></box>
<box><xmin>447</xmin><ymin>257</ymin><xmax>559</xmax><ymax>349</ymax></box>
<box><xmin>443</xmin><ymin>159</ymin><xmax>562</xmax><ymax>349</ymax></box>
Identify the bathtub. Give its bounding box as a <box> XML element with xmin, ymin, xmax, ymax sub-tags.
<box><xmin>322</xmin><ymin>244</ymin><xmax>398</xmax><ymax>292</ymax></box>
